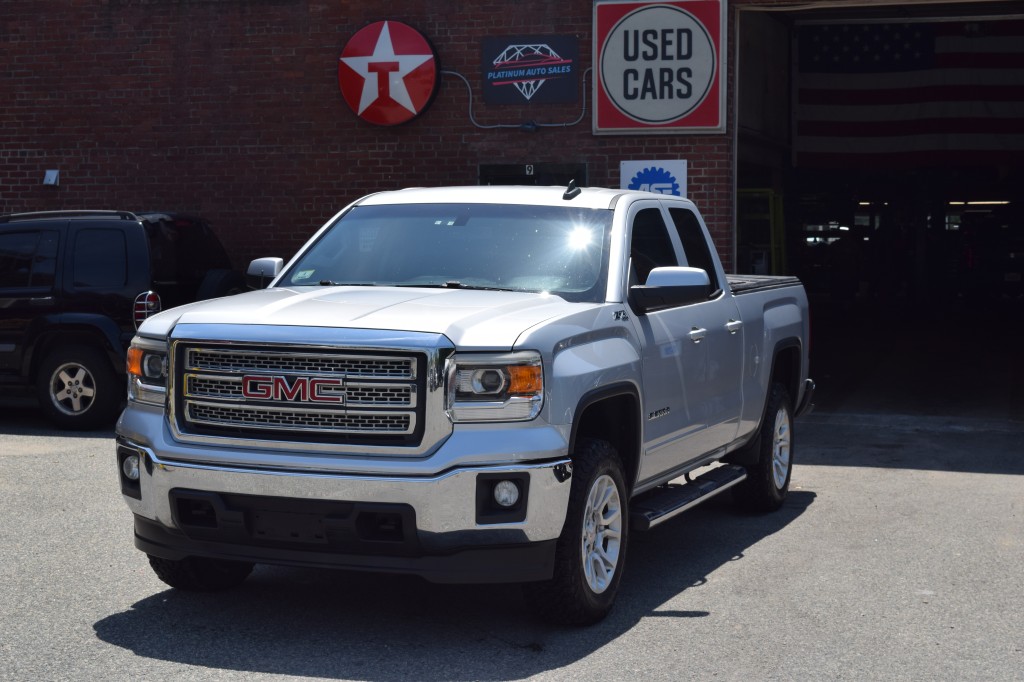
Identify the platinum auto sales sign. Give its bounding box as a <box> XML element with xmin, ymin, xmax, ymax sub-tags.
<box><xmin>594</xmin><ymin>1</ymin><xmax>725</xmax><ymax>134</ymax></box>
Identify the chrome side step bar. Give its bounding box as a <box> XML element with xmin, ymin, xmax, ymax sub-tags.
<box><xmin>630</xmin><ymin>465</ymin><xmax>748</xmax><ymax>531</ymax></box>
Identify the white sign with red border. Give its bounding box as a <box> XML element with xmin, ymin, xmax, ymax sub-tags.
<box><xmin>594</xmin><ymin>1</ymin><xmax>726</xmax><ymax>134</ymax></box>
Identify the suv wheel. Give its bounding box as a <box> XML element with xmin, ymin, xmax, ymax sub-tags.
<box><xmin>36</xmin><ymin>346</ymin><xmax>121</xmax><ymax>430</ymax></box>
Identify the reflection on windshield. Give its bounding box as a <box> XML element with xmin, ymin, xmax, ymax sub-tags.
<box><xmin>283</xmin><ymin>203</ymin><xmax>612</xmax><ymax>302</ymax></box>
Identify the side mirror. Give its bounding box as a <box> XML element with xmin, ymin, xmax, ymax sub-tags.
<box><xmin>629</xmin><ymin>266</ymin><xmax>711</xmax><ymax>314</ymax></box>
<box><xmin>246</xmin><ymin>257</ymin><xmax>284</xmax><ymax>290</ymax></box>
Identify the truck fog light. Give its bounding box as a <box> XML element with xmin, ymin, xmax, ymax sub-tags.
<box><xmin>122</xmin><ymin>454</ymin><xmax>140</xmax><ymax>481</ymax></box>
<box><xmin>493</xmin><ymin>480</ymin><xmax>520</xmax><ymax>507</ymax></box>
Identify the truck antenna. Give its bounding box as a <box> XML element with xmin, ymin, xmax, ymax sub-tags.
<box><xmin>563</xmin><ymin>179</ymin><xmax>581</xmax><ymax>200</ymax></box>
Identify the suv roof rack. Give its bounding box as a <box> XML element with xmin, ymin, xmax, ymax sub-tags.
<box><xmin>0</xmin><ymin>210</ymin><xmax>139</xmax><ymax>223</ymax></box>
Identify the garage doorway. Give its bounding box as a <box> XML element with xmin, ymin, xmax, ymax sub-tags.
<box><xmin>736</xmin><ymin>1</ymin><xmax>1024</xmax><ymax>419</ymax></box>
<box><xmin>738</xmin><ymin>3</ymin><xmax>1024</xmax><ymax>290</ymax></box>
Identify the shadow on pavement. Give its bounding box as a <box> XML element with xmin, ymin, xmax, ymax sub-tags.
<box><xmin>805</xmin><ymin>292</ymin><xmax>1023</xmax><ymax>474</ymax></box>
<box><xmin>809</xmin><ymin>293</ymin><xmax>1024</xmax><ymax>423</ymax></box>
<box><xmin>800</xmin><ymin>412</ymin><xmax>1024</xmax><ymax>475</ymax></box>
<box><xmin>93</xmin><ymin>491</ymin><xmax>814</xmax><ymax>679</ymax></box>
<box><xmin>0</xmin><ymin>403</ymin><xmax>116</xmax><ymax>440</ymax></box>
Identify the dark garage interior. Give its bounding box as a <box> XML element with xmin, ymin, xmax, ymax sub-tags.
<box><xmin>735</xmin><ymin>1</ymin><xmax>1024</xmax><ymax>420</ymax></box>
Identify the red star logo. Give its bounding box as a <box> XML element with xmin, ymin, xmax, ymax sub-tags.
<box><xmin>338</xmin><ymin>21</ymin><xmax>439</xmax><ymax>126</ymax></box>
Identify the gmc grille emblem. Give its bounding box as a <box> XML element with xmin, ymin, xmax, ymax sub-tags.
<box><xmin>241</xmin><ymin>375</ymin><xmax>346</xmax><ymax>404</ymax></box>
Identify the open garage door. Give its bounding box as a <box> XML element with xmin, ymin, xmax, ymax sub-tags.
<box><xmin>737</xmin><ymin>2</ymin><xmax>1024</xmax><ymax>420</ymax></box>
<box><xmin>789</xmin><ymin>13</ymin><xmax>1024</xmax><ymax>304</ymax></box>
<box><xmin>738</xmin><ymin>4</ymin><xmax>1024</xmax><ymax>299</ymax></box>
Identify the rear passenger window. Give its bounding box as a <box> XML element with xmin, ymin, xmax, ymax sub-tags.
<box><xmin>0</xmin><ymin>230</ymin><xmax>58</xmax><ymax>289</ymax></box>
<box><xmin>74</xmin><ymin>228</ymin><xmax>127</xmax><ymax>288</ymax></box>
<box><xmin>668</xmin><ymin>207</ymin><xmax>720</xmax><ymax>293</ymax></box>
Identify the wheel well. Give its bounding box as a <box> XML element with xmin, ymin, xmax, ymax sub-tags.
<box><xmin>29</xmin><ymin>331</ymin><xmax>122</xmax><ymax>381</ymax></box>
<box><xmin>571</xmin><ymin>391</ymin><xmax>640</xmax><ymax>494</ymax></box>
<box><xmin>770</xmin><ymin>342</ymin><xmax>801</xmax><ymax>406</ymax></box>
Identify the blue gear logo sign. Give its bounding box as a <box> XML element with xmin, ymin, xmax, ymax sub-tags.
<box><xmin>627</xmin><ymin>167</ymin><xmax>681</xmax><ymax>196</ymax></box>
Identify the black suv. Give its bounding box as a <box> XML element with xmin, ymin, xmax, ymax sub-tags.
<box><xmin>0</xmin><ymin>210</ymin><xmax>244</xmax><ymax>429</ymax></box>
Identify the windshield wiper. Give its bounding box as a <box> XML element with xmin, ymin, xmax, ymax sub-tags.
<box><xmin>395</xmin><ymin>281</ymin><xmax>509</xmax><ymax>291</ymax></box>
<box><xmin>318</xmin><ymin>280</ymin><xmax>376</xmax><ymax>286</ymax></box>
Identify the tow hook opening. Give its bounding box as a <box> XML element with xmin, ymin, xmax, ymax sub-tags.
<box><xmin>175</xmin><ymin>496</ymin><xmax>218</xmax><ymax>528</ymax></box>
<box><xmin>356</xmin><ymin>511</ymin><xmax>405</xmax><ymax>542</ymax></box>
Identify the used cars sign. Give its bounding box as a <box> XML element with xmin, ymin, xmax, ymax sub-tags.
<box><xmin>594</xmin><ymin>1</ymin><xmax>725</xmax><ymax>134</ymax></box>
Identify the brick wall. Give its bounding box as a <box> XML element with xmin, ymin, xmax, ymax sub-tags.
<box><xmin>1</xmin><ymin>0</ymin><xmax>764</xmax><ymax>271</ymax></box>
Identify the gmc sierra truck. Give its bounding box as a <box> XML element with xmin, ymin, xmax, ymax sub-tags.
<box><xmin>116</xmin><ymin>184</ymin><xmax>813</xmax><ymax>624</ymax></box>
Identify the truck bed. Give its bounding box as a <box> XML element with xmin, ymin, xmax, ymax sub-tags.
<box><xmin>726</xmin><ymin>274</ymin><xmax>803</xmax><ymax>295</ymax></box>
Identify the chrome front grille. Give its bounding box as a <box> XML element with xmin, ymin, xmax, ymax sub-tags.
<box><xmin>176</xmin><ymin>345</ymin><xmax>423</xmax><ymax>444</ymax></box>
<box><xmin>184</xmin><ymin>375</ymin><xmax>415</xmax><ymax>407</ymax></box>
<box><xmin>185</xmin><ymin>348</ymin><xmax>414</xmax><ymax>378</ymax></box>
<box><xmin>186</xmin><ymin>401</ymin><xmax>413</xmax><ymax>434</ymax></box>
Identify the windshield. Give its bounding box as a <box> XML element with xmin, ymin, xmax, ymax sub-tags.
<box><xmin>281</xmin><ymin>203</ymin><xmax>613</xmax><ymax>302</ymax></box>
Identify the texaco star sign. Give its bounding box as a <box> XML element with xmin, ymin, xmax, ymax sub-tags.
<box><xmin>338</xmin><ymin>21</ymin><xmax>440</xmax><ymax>126</ymax></box>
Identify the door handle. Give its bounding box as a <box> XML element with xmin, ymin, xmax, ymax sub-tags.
<box><xmin>725</xmin><ymin>319</ymin><xmax>742</xmax><ymax>334</ymax></box>
<box><xmin>689</xmin><ymin>327</ymin><xmax>707</xmax><ymax>343</ymax></box>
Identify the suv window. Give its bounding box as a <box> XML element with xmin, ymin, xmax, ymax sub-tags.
<box><xmin>73</xmin><ymin>228</ymin><xmax>127</xmax><ymax>288</ymax></box>
<box><xmin>142</xmin><ymin>215</ymin><xmax>233</xmax><ymax>284</ymax></box>
<box><xmin>0</xmin><ymin>229</ymin><xmax>59</xmax><ymax>289</ymax></box>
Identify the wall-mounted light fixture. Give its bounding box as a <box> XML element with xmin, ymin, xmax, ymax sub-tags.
<box><xmin>43</xmin><ymin>170</ymin><xmax>60</xmax><ymax>186</ymax></box>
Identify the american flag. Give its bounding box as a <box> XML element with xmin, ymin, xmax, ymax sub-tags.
<box><xmin>794</xmin><ymin>19</ymin><xmax>1024</xmax><ymax>168</ymax></box>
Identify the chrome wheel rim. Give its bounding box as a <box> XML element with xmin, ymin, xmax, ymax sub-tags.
<box><xmin>49</xmin><ymin>362</ymin><xmax>97</xmax><ymax>416</ymax></box>
<box><xmin>771</xmin><ymin>407</ymin><xmax>792</xmax><ymax>490</ymax></box>
<box><xmin>580</xmin><ymin>474</ymin><xmax>623</xmax><ymax>594</ymax></box>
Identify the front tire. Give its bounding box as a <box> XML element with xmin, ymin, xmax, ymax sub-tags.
<box><xmin>147</xmin><ymin>555</ymin><xmax>254</xmax><ymax>591</ymax></box>
<box><xmin>734</xmin><ymin>382</ymin><xmax>793</xmax><ymax>512</ymax></box>
<box><xmin>525</xmin><ymin>438</ymin><xmax>628</xmax><ymax>625</ymax></box>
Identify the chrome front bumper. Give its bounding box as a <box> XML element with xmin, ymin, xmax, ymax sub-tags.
<box><xmin>117</xmin><ymin>436</ymin><xmax>572</xmax><ymax>582</ymax></box>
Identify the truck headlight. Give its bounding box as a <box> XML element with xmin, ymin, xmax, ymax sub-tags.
<box><xmin>126</xmin><ymin>338</ymin><xmax>168</xmax><ymax>407</ymax></box>
<box><xmin>445</xmin><ymin>352</ymin><xmax>543</xmax><ymax>422</ymax></box>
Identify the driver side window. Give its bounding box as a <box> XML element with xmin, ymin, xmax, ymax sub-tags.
<box><xmin>668</xmin><ymin>207</ymin><xmax>720</xmax><ymax>293</ymax></box>
<box><xmin>629</xmin><ymin>208</ymin><xmax>678</xmax><ymax>285</ymax></box>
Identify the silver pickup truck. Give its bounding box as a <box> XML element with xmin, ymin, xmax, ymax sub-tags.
<box><xmin>116</xmin><ymin>185</ymin><xmax>813</xmax><ymax>624</ymax></box>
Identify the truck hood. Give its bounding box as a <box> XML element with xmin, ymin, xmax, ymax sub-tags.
<box><xmin>141</xmin><ymin>286</ymin><xmax>589</xmax><ymax>349</ymax></box>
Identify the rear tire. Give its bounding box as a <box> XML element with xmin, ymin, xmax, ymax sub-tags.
<box><xmin>734</xmin><ymin>382</ymin><xmax>793</xmax><ymax>512</ymax></box>
<box><xmin>147</xmin><ymin>555</ymin><xmax>254</xmax><ymax>591</ymax></box>
<box><xmin>35</xmin><ymin>345</ymin><xmax>121</xmax><ymax>430</ymax></box>
<box><xmin>525</xmin><ymin>438</ymin><xmax>628</xmax><ymax>625</ymax></box>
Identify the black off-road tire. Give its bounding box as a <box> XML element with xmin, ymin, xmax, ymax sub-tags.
<box><xmin>524</xmin><ymin>438</ymin><xmax>629</xmax><ymax>625</ymax></box>
<box><xmin>35</xmin><ymin>345</ymin><xmax>121</xmax><ymax>430</ymax></box>
<box><xmin>147</xmin><ymin>555</ymin><xmax>254</xmax><ymax>591</ymax></box>
<box><xmin>734</xmin><ymin>382</ymin><xmax>794</xmax><ymax>512</ymax></box>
